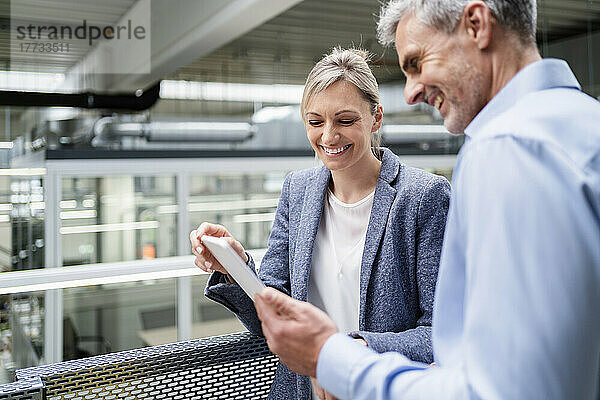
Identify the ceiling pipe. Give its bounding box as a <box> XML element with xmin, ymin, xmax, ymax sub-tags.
<box><xmin>92</xmin><ymin>117</ymin><xmax>255</xmax><ymax>146</ymax></box>
<box><xmin>0</xmin><ymin>82</ymin><xmax>160</xmax><ymax>111</ymax></box>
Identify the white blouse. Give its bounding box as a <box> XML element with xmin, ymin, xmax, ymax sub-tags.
<box><xmin>307</xmin><ymin>188</ymin><xmax>375</xmax><ymax>334</ymax></box>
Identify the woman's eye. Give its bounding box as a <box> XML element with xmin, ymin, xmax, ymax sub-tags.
<box><xmin>339</xmin><ymin>119</ymin><xmax>356</xmax><ymax>125</ymax></box>
<box><xmin>308</xmin><ymin>120</ymin><xmax>323</xmax><ymax>127</ymax></box>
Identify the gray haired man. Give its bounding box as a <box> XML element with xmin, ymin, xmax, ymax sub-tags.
<box><xmin>255</xmin><ymin>0</ymin><xmax>600</xmax><ymax>399</ymax></box>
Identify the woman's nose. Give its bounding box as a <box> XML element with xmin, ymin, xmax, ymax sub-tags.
<box><xmin>321</xmin><ymin>122</ymin><xmax>339</xmax><ymax>143</ymax></box>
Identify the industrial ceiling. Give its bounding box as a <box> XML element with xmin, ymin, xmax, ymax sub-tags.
<box><xmin>0</xmin><ymin>0</ymin><xmax>597</xmax><ymax>142</ymax></box>
<box><xmin>171</xmin><ymin>0</ymin><xmax>600</xmax><ymax>85</ymax></box>
<box><xmin>2</xmin><ymin>0</ymin><xmax>599</xmax><ymax>86</ymax></box>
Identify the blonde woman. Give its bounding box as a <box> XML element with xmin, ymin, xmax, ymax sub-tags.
<box><xmin>190</xmin><ymin>48</ymin><xmax>450</xmax><ymax>400</ymax></box>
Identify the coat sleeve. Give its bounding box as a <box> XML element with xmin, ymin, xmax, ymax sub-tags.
<box><xmin>352</xmin><ymin>176</ymin><xmax>450</xmax><ymax>363</ymax></box>
<box><xmin>204</xmin><ymin>172</ymin><xmax>294</xmax><ymax>336</ymax></box>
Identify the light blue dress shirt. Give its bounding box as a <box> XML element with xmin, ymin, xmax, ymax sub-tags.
<box><xmin>316</xmin><ymin>59</ymin><xmax>600</xmax><ymax>399</ymax></box>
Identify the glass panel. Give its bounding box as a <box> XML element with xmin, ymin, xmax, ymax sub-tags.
<box><xmin>63</xmin><ymin>278</ymin><xmax>176</xmax><ymax>357</ymax></box>
<box><xmin>191</xmin><ymin>274</ymin><xmax>245</xmax><ymax>339</ymax></box>
<box><xmin>0</xmin><ymin>172</ymin><xmax>46</xmax><ymax>383</ymax></box>
<box><xmin>60</xmin><ymin>175</ymin><xmax>176</xmax><ymax>265</ymax></box>
<box><xmin>189</xmin><ymin>171</ymin><xmax>288</xmax><ymax>251</ymax></box>
<box><xmin>190</xmin><ymin>171</ymin><xmax>288</xmax><ymax>332</ymax></box>
<box><xmin>0</xmin><ymin>292</ymin><xmax>45</xmax><ymax>383</ymax></box>
<box><xmin>0</xmin><ymin>176</ymin><xmax>13</xmax><ymax>273</ymax></box>
<box><xmin>0</xmin><ymin>175</ymin><xmax>45</xmax><ymax>272</ymax></box>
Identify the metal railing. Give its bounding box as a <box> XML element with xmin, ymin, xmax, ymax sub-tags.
<box><xmin>1</xmin><ymin>331</ymin><xmax>277</xmax><ymax>399</ymax></box>
<box><xmin>0</xmin><ymin>251</ymin><xmax>267</xmax><ymax>295</ymax></box>
<box><xmin>0</xmin><ymin>250</ymin><xmax>267</xmax><ymax>373</ymax></box>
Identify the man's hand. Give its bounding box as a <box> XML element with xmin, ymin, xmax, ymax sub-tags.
<box><xmin>254</xmin><ymin>287</ymin><xmax>338</xmax><ymax>377</ymax></box>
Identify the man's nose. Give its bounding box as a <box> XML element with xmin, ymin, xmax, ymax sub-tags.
<box><xmin>404</xmin><ymin>78</ymin><xmax>425</xmax><ymax>105</ymax></box>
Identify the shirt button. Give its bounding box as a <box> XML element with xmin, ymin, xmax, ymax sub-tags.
<box><xmin>338</xmin><ymin>272</ymin><xmax>343</xmax><ymax>279</ymax></box>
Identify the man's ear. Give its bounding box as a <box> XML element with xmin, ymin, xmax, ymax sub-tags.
<box><xmin>462</xmin><ymin>1</ymin><xmax>493</xmax><ymax>50</ymax></box>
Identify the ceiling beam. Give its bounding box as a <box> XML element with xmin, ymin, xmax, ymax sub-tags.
<box><xmin>66</xmin><ymin>0</ymin><xmax>304</xmax><ymax>92</ymax></box>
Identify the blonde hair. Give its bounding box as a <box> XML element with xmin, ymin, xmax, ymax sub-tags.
<box><xmin>301</xmin><ymin>47</ymin><xmax>382</xmax><ymax>156</ymax></box>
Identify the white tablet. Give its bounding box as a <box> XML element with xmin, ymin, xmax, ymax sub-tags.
<box><xmin>201</xmin><ymin>235</ymin><xmax>266</xmax><ymax>301</ymax></box>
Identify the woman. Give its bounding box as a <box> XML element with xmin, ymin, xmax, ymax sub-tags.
<box><xmin>190</xmin><ymin>48</ymin><xmax>450</xmax><ymax>400</ymax></box>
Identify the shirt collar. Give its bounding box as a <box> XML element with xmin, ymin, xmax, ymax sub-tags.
<box><xmin>464</xmin><ymin>58</ymin><xmax>581</xmax><ymax>138</ymax></box>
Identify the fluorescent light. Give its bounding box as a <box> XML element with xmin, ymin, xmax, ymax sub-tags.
<box><xmin>0</xmin><ymin>168</ymin><xmax>46</xmax><ymax>176</ymax></box>
<box><xmin>59</xmin><ymin>200</ymin><xmax>77</xmax><ymax>209</ymax></box>
<box><xmin>187</xmin><ymin>198</ymin><xmax>279</xmax><ymax>213</ymax></box>
<box><xmin>160</xmin><ymin>80</ymin><xmax>304</xmax><ymax>104</ymax></box>
<box><xmin>47</xmin><ymin>107</ymin><xmax>77</xmax><ymax>120</ymax></box>
<box><xmin>0</xmin><ymin>71</ymin><xmax>74</xmax><ymax>93</ymax></box>
<box><xmin>383</xmin><ymin>125</ymin><xmax>448</xmax><ymax>134</ymax></box>
<box><xmin>151</xmin><ymin>121</ymin><xmax>251</xmax><ymax>131</ymax></box>
<box><xmin>82</xmin><ymin>199</ymin><xmax>95</xmax><ymax>208</ymax></box>
<box><xmin>60</xmin><ymin>221</ymin><xmax>159</xmax><ymax>234</ymax></box>
<box><xmin>60</xmin><ymin>210</ymin><xmax>97</xmax><ymax>220</ymax></box>
<box><xmin>252</xmin><ymin>106</ymin><xmax>297</xmax><ymax>123</ymax></box>
<box><xmin>233</xmin><ymin>212</ymin><xmax>276</xmax><ymax>223</ymax></box>
<box><xmin>0</xmin><ymin>204</ymin><xmax>12</xmax><ymax>212</ymax></box>
<box><xmin>157</xmin><ymin>205</ymin><xmax>178</xmax><ymax>214</ymax></box>
<box><xmin>158</xmin><ymin>198</ymin><xmax>280</xmax><ymax>215</ymax></box>
<box><xmin>0</xmin><ymin>142</ymin><xmax>13</xmax><ymax>149</ymax></box>
<box><xmin>30</xmin><ymin>202</ymin><xmax>45</xmax><ymax>210</ymax></box>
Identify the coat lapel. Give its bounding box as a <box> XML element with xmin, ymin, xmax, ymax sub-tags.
<box><xmin>359</xmin><ymin>148</ymin><xmax>400</xmax><ymax>328</ymax></box>
<box><xmin>292</xmin><ymin>166</ymin><xmax>330</xmax><ymax>301</ymax></box>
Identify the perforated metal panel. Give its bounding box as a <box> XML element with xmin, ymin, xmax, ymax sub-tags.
<box><xmin>16</xmin><ymin>332</ymin><xmax>277</xmax><ymax>399</ymax></box>
<box><xmin>0</xmin><ymin>377</ymin><xmax>44</xmax><ymax>400</ymax></box>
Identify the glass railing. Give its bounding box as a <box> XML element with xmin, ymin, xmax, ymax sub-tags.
<box><xmin>0</xmin><ymin>250</ymin><xmax>265</xmax><ymax>383</ymax></box>
<box><xmin>0</xmin><ymin>153</ymin><xmax>456</xmax><ymax>383</ymax></box>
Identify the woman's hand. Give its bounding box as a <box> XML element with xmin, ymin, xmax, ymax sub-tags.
<box><xmin>190</xmin><ymin>222</ymin><xmax>248</xmax><ymax>276</ymax></box>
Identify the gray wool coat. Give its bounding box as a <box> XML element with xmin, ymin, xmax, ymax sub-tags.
<box><xmin>205</xmin><ymin>147</ymin><xmax>450</xmax><ymax>400</ymax></box>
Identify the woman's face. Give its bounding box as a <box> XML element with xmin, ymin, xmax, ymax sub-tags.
<box><xmin>304</xmin><ymin>80</ymin><xmax>382</xmax><ymax>173</ymax></box>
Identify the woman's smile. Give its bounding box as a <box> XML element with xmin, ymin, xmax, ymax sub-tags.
<box><xmin>319</xmin><ymin>144</ymin><xmax>353</xmax><ymax>157</ymax></box>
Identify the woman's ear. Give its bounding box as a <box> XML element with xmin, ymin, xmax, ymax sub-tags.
<box><xmin>371</xmin><ymin>104</ymin><xmax>384</xmax><ymax>133</ymax></box>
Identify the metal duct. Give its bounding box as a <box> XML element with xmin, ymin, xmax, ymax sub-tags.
<box><xmin>145</xmin><ymin>122</ymin><xmax>255</xmax><ymax>142</ymax></box>
<box><xmin>0</xmin><ymin>83</ymin><xmax>160</xmax><ymax>111</ymax></box>
<box><xmin>92</xmin><ymin>117</ymin><xmax>255</xmax><ymax>146</ymax></box>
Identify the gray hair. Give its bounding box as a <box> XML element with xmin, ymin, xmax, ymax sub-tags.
<box><xmin>377</xmin><ymin>0</ymin><xmax>537</xmax><ymax>46</ymax></box>
<box><xmin>301</xmin><ymin>47</ymin><xmax>382</xmax><ymax>155</ymax></box>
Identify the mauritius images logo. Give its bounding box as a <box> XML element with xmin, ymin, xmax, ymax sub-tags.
<box><xmin>11</xmin><ymin>0</ymin><xmax>151</xmax><ymax>74</ymax></box>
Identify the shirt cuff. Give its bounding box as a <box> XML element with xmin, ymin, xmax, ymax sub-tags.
<box><xmin>316</xmin><ymin>332</ymin><xmax>376</xmax><ymax>399</ymax></box>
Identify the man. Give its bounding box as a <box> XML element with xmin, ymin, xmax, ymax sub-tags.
<box><xmin>254</xmin><ymin>0</ymin><xmax>600</xmax><ymax>399</ymax></box>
